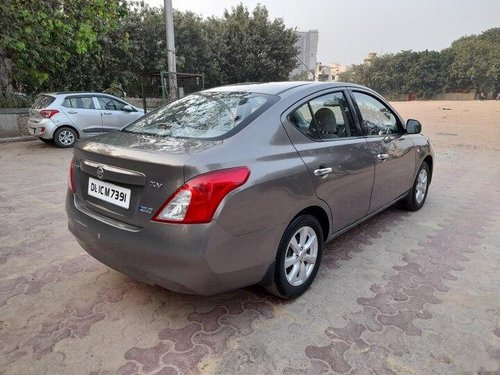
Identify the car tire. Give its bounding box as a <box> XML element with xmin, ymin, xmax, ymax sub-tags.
<box><xmin>402</xmin><ymin>161</ymin><xmax>430</xmax><ymax>211</ymax></box>
<box><xmin>39</xmin><ymin>138</ymin><xmax>54</xmax><ymax>144</ymax></box>
<box><xmin>54</xmin><ymin>127</ymin><xmax>77</xmax><ymax>148</ymax></box>
<box><xmin>266</xmin><ymin>214</ymin><xmax>324</xmax><ymax>299</ymax></box>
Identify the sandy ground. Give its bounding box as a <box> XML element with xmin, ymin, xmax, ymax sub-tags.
<box><xmin>0</xmin><ymin>100</ymin><xmax>499</xmax><ymax>374</ymax></box>
<box><xmin>392</xmin><ymin>100</ymin><xmax>500</xmax><ymax>150</ymax></box>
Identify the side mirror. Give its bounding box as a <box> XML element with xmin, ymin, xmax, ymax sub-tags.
<box><xmin>122</xmin><ymin>105</ymin><xmax>135</xmax><ymax>112</ymax></box>
<box><xmin>406</xmin><ymin>119</ymin><xmax>422</xmax><ymax>134</ymax></box>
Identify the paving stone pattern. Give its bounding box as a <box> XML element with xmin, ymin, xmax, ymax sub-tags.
<box><xmin>1</xmin><ymin>101</ymin><xmax>499</xmax><ymax>374</ymax></box>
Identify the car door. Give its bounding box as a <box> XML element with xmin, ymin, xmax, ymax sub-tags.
<box><xmin>60</xmin><ymin>95</ymin><xmax>102</xmax><ymax>133</ymax></box>
<box><xmin>282</xmin><ymin>90</ymin><xmax>375</xmax><ymax>233</ymax></box>
<box><xmin>95</xmin><ymin>96</ymin><xmax>138</xmax><ymax>131</ymax></box>
<box><xmin>349</xmin><ymin>90</ymin><xmax>416</xmax><ymax>212</ymax></box>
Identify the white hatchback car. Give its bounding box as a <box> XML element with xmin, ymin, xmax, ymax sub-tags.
<box><xmin>28</xmin><ymin>92</ymin><xmax>145</xmax><ymax>147</ymax></box>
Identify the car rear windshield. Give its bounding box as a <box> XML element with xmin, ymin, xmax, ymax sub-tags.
<box><xmin>31</xmin><ymin>95</ymin><xmax>56</xmax><ymax>109</ymax></box>
<box><xmin>123</xmin><ymin>91</ymin><xmax>274</xmax><ymax>139</ymax></box>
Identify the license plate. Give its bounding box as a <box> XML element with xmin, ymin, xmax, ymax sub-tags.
<box><xmin>88</xmin><ymin>177</ymin><xmax>131</xmax><ymax>209</ymax></box>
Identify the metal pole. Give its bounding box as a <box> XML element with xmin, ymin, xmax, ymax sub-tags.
<box><xmin>160</xmin><ymin>71</ymin><xmax>166</xmax><ymax>101</ymax></box>
<box><xmin>141</xmin><ymin>76</ymin><xmax>147</xmax><ymax>114</ymax></box>
<box><xmin>164</xmin><ymin>0</ymin><xmax>177</xmax><ymax>101</ymax></box>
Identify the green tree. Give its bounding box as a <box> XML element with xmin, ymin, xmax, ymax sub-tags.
<box><xmin>0</xmin><ymin>0</ymin><xmax>127</xmax><ymax>99</ymax></box>
<box><xmin>113</xmin><ymin>3</ymin><xmax>298</xmax><ymax>93</ymax></box>
<box><xmin>290</xmin><ymin>70</ymin><xmax>312</xmax><ymax>81</ymax></box>
<box><xmin>48</xmin><ymin>21</ymin><xmax>133</xmax><ymax>93</ymax></box>
<box><xmin>339</xmin><ymin>28</ymin><xmax>499</xmax><ymax>98</ymax></box>
<box><xmin>448</xmin><ymin>28</ymin><xmax>500</xmax><ymax>93</ymax></box>
<box><xmin>216</xmin><ymin>4</ymin><xmax>298</xmax><ymax>84</ymax></box>
<box><xmin>0</xmin><ymin>1</ymin><xmax>300</xmax><ymax>102</ymax></box>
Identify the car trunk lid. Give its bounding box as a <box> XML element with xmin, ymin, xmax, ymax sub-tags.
<box><xmin>72</xmin><ymin>131</ymin><xmax>222</xmax><ymax>228</ymax></box>
<box><xmin>30</xmin><ymin>94</ymin><xmax>56</xmax><ymax>119</ymax></box>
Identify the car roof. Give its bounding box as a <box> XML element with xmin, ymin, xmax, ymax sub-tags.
<box><xmin>43</xmin><ymin>82</ymin><xmax>370</xmax><ymax>100</ymax></box>
<box><xmin>43</xmin><ymin>92</ymin><xmax>119</xmax><ymax>97</ymax></box>
<box><xmin>204</xmin><ymin>81</ymin><xmax>366</xmax><ymax>97</ymax></box>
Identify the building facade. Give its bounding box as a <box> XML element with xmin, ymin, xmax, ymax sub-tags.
<box><xmin>289</xmin><ymin>30</ymin><xmax>319</xmax><ymax>80</ymax></box>
<box><xmin>363</xmin><ymin>52</ymin><xmax>377</xmax><ymax>65</ymax></box>
<box><xmin>316</xmin><ymin>62</ymin><xmax>348</xmax><ymax>82</ymax></box>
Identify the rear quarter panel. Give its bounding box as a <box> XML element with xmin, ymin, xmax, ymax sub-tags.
<box><xmin>186</xmin><ymin>105</ymin><xmax>331</xmax><ymax>238</ymax></box>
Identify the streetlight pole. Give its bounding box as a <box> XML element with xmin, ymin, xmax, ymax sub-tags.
<box><xmin>164</xmin><ymin>0</ymin><xmax>177</xmax><ymax>101</ymax></box>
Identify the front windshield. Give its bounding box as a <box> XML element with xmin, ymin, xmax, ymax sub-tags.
<box><xmin>124</xmin><ymin>91</ymin><xmax>271</xmax><ymax>139</ymax></box>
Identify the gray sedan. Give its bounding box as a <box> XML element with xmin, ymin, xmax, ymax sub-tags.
<box><xmin>65</xmin><ymin>82</ymin><xmax>434</xmax><ymax>299</ymax></box>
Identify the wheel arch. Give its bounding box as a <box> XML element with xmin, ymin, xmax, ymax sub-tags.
<box><xmin>259</xmin><ymin>204</ymin><xmax>331</xmax><ymax>291</ymax></box>
<box><xmin>293</xmin><ymin>205</ymin><xmax>330</xmax><ymax>242</ymax></box>
<box><xmin>423</xmin><ymin>155</ymin><xmax>433</xmax><ymax>183</ymax></box>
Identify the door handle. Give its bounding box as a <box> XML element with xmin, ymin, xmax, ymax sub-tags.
<box><xmin>377</xmin><ymin>153</ymin><xmax>389</xmax><ymax>161</ymax></box>
<box><xmin>67</xmin><ymin>111</ymin><xmax>78</xmax><ymax>114</ymax></box>
<box><xmin>103</xmin><ymin>112</ymin><xmax>112</xmax><ymax>115</ymax></box>
<box><xmin>313</xmin><ymin>167</ymin><xmax>333</xmax><ymax>178</ymax></box>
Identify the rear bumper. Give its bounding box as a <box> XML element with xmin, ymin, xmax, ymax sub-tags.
<box><xmin>27</xmin><ymin>118</ymin><xmax>56</xmax><ymax>139</ymax></box>
<box><xmin>65</xmin><ymin>191</ymin><xmax>282</xmax><ymax>295</ymax></box>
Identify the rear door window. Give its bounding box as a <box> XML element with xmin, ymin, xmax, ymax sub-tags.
<box><xmin>63</xmin><ymin>96</ymin><xmax>96</xmax><ymax>109</ymax></box>
<box><xmin>31</xmin><ymin>95</ymin><xmax>55</xmax><ymax>109</ymax></box>
<box><xmin>288</xmin><ymin>91</ymin><xmax>357</xmax><ymax>140</ymax></box>
<box><xmin>287</xmin><ymin>103</ymin><xmax>319</xmax><ymax>140</ymax></box>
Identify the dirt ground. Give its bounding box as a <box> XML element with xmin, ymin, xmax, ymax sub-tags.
<box><xmin>0</xmin><ymin>100</ymin><xmax>499</xmax><ymax>374</ymax></box>
<box><xmin>393</xmin><ymin>100</ymin><xmax>500</xmax><ymax>151</ymax></box>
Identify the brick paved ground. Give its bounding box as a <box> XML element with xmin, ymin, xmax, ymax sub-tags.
<box><xmin>1</xmin><ymin>101</ymin><xmax>499</xmax><ymax>374</ymax></box>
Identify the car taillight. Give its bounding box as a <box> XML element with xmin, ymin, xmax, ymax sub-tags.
<box><xmin>68</xmin><ymin>159</ymin><xmax>75</xmax><ymax>193</ymax></box>
<box><xmin>153</xmin><ymin>167</ymin><xmax>250</xmax><ymax>224</ymax></box>
<box><xmin>40</xmin><ymin>109</ymin><xmax>59</xmax><ymax>118</ymax></box>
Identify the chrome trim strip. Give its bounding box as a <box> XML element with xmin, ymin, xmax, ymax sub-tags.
<box><xmin>74</xmin><ymin>195</ymin><xmax>141</xmax><ymax>232</ymax></box>
<box><xmin>81</xmin><ymin>159</ymin><xmax>146</xmax><ymax>178</ymax></box>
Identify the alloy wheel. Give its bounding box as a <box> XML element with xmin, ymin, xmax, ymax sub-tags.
<box><xmin>415</xmin><ymin>168</ymin><xmax>428</xmax><ymax>204</ymax></box>
<box><xmin>284</xmin><ymin>226</ymin><xmax>318</xmax><ymax>286</ymax></box>
<box><xmin>58</xmin><ymin>129</ymin><xmax>75</xmax><ymax>146</ymax></box>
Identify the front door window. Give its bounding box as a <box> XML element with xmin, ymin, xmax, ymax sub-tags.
<box><xmin>352</xmin><ymin>91</ymin><xmax>415</xmax><ymax>211</ymax></box>
<box><xmin>352</xmin><ymin>92</ymin><xmax>400</xmax><ymax>136</ymax></box>
<box><xmin>97</xmin><ymin>97</ymin><xmax>126</xmax><ymax>111</ymax></box>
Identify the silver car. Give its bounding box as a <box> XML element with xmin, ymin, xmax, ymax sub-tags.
<box><xmin>66</xmin><ymin>82</ymin><xmax>434</xmax><ymax>299</ymax></box>
<box><xmin>28</xmin><ymin>92</ymin><xmax>145</xmax><ymax>147</ymax></box>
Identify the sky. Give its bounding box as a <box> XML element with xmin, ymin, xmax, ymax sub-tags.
<box><xmin>143</xmin><ymin>0</ymin><xmax>500</xmax><ymax>65</ymax></box>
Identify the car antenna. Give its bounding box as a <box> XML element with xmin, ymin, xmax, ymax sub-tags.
<box><xmin>296</xmin><ymin>57</ymin><xmax>318</xmax><ymax>81</ymax></box>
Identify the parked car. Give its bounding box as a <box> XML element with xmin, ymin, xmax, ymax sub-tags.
<box><xmin>66</xmin><ymin>82</ymin><xmax>433</xmax><ymax>299</ymax></box>
<box><xmin>28</xmin><ymin>92</ymin><xmax>145</xmax><ymax>147</ymax></box>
